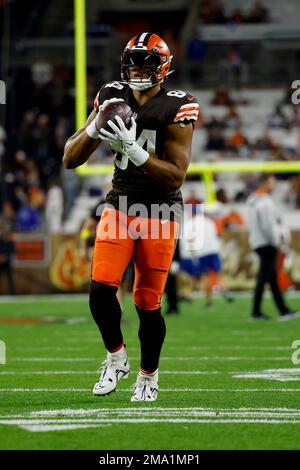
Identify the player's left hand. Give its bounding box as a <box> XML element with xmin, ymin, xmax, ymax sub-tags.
<box><xmin>99</xmin><ymin>116</ymin><xmax>149</xmax><ymax>167</ymax></box>
<box><xmin>99</xmin><ymin>116</ymin><xmax>136</xmax><ymax>149</ymax></box>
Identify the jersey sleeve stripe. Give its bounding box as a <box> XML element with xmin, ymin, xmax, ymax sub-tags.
<box><xmin>177</xmin><ymin>103</ymin><xmax>200</xmax><ymax>111</ymax></box>
<box><xmin>175</xmin><ymin>107</ymin><xmax>200</xmax><ymax>118</ymax></box>
<box><xmin>174</xmin><ymin>113</ymin><xmax>199</xmax><ymax>122</ymax></box>
<box><xmin>175</xmin><ymin>110</ymin><xmax>199</xmax><ymax>119</ymax></box>
<box><xmin>175</xmin><ymin>108</ymin><xmax>199</xmax><ymax>116</ymax></box>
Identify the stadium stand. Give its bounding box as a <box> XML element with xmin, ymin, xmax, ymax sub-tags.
<box><xmin>1</xmin><ymin>0</ymin><xmax>300</xmax><ymax>235</ymax></box>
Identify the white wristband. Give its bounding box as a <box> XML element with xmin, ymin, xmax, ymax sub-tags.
<box><xmin>86</xmin><ymin>118</ymin><xmax>99</xmax><ymax>139</ymax></box>
<box><xmin>124</xmin><ymin>141</ymin><xmax>149</xmax><ymax>167</ymax></box>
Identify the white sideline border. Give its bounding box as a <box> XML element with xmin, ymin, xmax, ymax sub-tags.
<box><xmin>0</xmin><ymin>291</ymin><xmax>299</xmax><ymax>303</ymax></box>
<box><xmin>9</xmin><ymin>356</ymin><xmax>292</xmax><ymax>362</ymax></box>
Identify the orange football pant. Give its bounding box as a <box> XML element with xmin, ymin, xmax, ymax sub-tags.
<box><xmin>92</xmin><ymin>208</ymin><xmax>179</xmax><ymax>310</ymax></box>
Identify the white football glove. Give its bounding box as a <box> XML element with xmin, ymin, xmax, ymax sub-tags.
<box><xmin>99</xmin><ymin>115</ymin><xmax>149</xmax><ymax>167</ymax></box>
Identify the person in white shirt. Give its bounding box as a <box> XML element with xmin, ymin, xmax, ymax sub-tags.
<box><xmin>247</xmin><ymin>173</ymin><xmax>298</xmax><ymax>320</ymax></box>
<box><xmin>180</xmin><ymin>207</ymin><xmax>232</xmax><ymax>307</ymax></box>
<box><xmin>45</xmin><ymin>183</ymin><xmax>63</xmax><ymax>234</ymax></box>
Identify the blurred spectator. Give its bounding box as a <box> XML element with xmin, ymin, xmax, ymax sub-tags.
<box><xmin>25</xmin><ymin>159</ymin><xmax>41</xmax><ymax>186</ymax></box>
<box><xmin>60</xmin><ymin>166</ymin><xmax>80</xmax><ymax>216</ymax></box>
<box><xmin>18</xmin><ymin>111</ymin><xmax>37</xmax><ymax>155</ymax></box>
<box><xmin>199</xmin><ymin>0</ymin><xmax>226</xmax><ymax>24</ymax></box>
<box><xmin>216</xmin><ymin>188</ymin><xmax>228</xmax><ymax>204</ymax></box>
<box><xmin>205</xmin><ymin>115</ymin><xmax>226</xmax><ymax>131</ymax></box>
<box><xmin>33</xmin><ymin>113</ymin><xmax>53</xmax><ymax>180</ymax></box>
<box><xmin>2</xmin><ymin>202</ymin><xmax>16</xmax><ymax>232</ymax></box>
<box><xmin>223</xmin><ymin>208</ymin><xmax>245</xmax><ymax>231</ymax></box>
<box><xmin>280</xmin><ymin>83</ymin><xmax>294</xmax><ymax>105</ymax></box>
<box><xmin>180</xmin><ymin>208</ymin><xmax>233</xmax><ymax>307</ymax></box>
<box><xmin>54</xmin><ymin>117</ymin><xmax>69</xmax><ymax>153</ymax></box>
<box><xmin>16</xmin><ymin>198</ymin><xmax>40</xmax><ymax>232</ymax></box>
<box><xmin>281</xmin><ymin>126</ymin><xmax>300</xmax><ymax>152</ymax></box>
<box><xmin>30</xmin><ymin>62</ymin><xmax>53</xmax><ymax>114</ymax></box>
<box><xmin>45</xmin><ymin>180</ymin><xmax>64</xmax><ymax>233</ymax></box>
<box><xmin>229</xmin><ymin>8</ymin><xmax>245</xmax><ymax>25</ymax></box>
<box><xmin>218</xmin><ymin>45</ymin><xmax>248</xmax><ymax>88</ymax></box>
<box><xmin>185</xmin><ymin>189</ymin><xmax>202</xmax><ymax>207</ymax></box>
<box><xmin>247</xmin><ymin>0</ymin><xmax>269</xmax><ymax>23</ymax></box>
<box><xmin>0</xmin><ymin>221</ymin><xmax>15</xmax><ymax>295</ymax></box>
<box><xmin>0</xmin><ymin>125</ymin><xmax>6</xmax><ymax>159</ymax></box>
<box><xmin>224</xmin><ymin>105</ymin><xmax>241</xmax><ymax>129</ymax></box>
<box><xmin>289</xmin><ymin>105</ymin><xmax>300</xmax><ymax>128</ymax></box>
<box><xmin>226</xmin><ymin>46</ymin><xmax>243</xmax><ymax>87</ymax></box>
<box><xmin>254</xmin><ymin>129</ymin><xmax>276</xmax><ymax>151</ymax></box>
<box><xmin>211</xmin><ymin>85</ymin><xmax>234</xmax><ymax>106</ymax></box>
<box><xmin>284</xmin><ymin>176</ymin><xmax>300</xmax><ymax>209</ymax></box>
<box><xmin>268</xmin><ymin>104</ymin><xmax>288</xmax><ymax>128</ymax></box>
<box><xmin>198</xmin><ymin>0</ymin><xmax>269</xmax><ymax>25</ymax></box>
<box><xmin>206</xmin><ymin>126</ymin><xmax>226</xmax><ymax>151</ymax></box>
<box><xmin>87</xmin><ymin>10</ymin><xmax>112</xmax><ymax>37</ymax></box>
<box><xmin>51</xmin><ymin>62</ymin><xmax>73</xmax><ymax>119</ymax></box>
<box><xmin>227</xmin><ymin>126</ymin><xmax>248</xmax><ymax>152</ymax></box>
<box><xmin>186</xmin><ymin>31</ymin><xmax>207</xmax><ymax>83</ymax></box>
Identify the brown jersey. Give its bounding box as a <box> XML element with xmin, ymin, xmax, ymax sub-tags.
<box><xmin>94</xmin><ymin>81</ymin><xmax>200</xmax><ymax>220</ymax></box>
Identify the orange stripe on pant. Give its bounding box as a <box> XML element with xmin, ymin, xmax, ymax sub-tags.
<box><xmin>92</xmin><ymin>209</ymin><xmax>179</xmax><ymax>310</ymax></box>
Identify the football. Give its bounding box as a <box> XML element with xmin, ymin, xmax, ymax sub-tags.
<box><xmin>96</xmin><ymin>101</ymin><xmax>133</xmax><ymax>132</ymax></box>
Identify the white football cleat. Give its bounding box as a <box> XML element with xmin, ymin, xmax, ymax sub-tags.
<box><xmin>93</xmin><ymin>348</ymin><xmax>130</xmax><ymax>396</ymax></box>
<box><xmin>131</xmin><ymin>370</ymin><xmax>159</xmax><ymax>402</ymax></box>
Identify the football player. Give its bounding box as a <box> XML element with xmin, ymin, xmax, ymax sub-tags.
<box><xmin>63</xmin><ymin>32</ymin><xmax>200</xmax><ymax>401</ymax></box>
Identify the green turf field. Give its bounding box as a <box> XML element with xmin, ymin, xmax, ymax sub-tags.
<box><xmin>1</xmin><ymin>293</ymin><xmax>300</xmax><ymax>450</ymax></box>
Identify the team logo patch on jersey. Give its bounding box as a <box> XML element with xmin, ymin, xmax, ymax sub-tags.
<box><xmin>174</xmin><ymin>103</ymin><xmax>200</xmax><ymax>122</ymax></box>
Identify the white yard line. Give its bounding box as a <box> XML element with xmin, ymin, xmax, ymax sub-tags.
<box><xmin>0</xmin><ymin>370</ymin><xmax>271</xmax><ymax>376</ymax></box>
<box><xmin>12</xmin><ymin>346</ymin><xmax>292</xmax><ymax>351</ymax></box>
<box><xmin>0</xmin><ymin>368</ymin><xmax>298</xmax><ymax>377</ymax></box>
<box><xmin>0</xmin><ymin>294</ymin><xmax>88</xmax><ymax>303</ymax></box>
<box><xmin>3</xmin><ymin>406</ymin><xmax>300</xmax><ymax>419</ymax></box>
<box><xmin>0</xmin><ymin>370</ymin><xmax>228</xmax><ymax>375</ymax></box>
<box><xmin>2</xmin><ymin>406</ymin><xmax>300</xmax><ymax>431</ymax></box>
<box><xmin>1</xmin><ymin>418</ymin><xmax>300</xmax><ymax>423</ymax></box>
<box><xmin>233</xmin><ymin>368</ymin><xmax>300</xmax><ymax>382</ymax></box>
<box><xmin>20</xmin><ymin>424</ymin><xmax>110</xmax><ymax>432</ymax></box>
<box><xmin>10</xmin><ymin>356</ymin><xmax>292</xmax><ymax>362</ymax></box>
<box><xmin>1</xmin><ymin>387</ymin><xmax>300</xmax><ymax>393</ymax></box>
<box><xmin>13</xmin><ymin>419</ymin><xmax>300</xmax><ymax>431</ymax></box>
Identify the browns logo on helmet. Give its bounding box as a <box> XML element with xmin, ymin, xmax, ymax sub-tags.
<box><xmin>120</xmin><ymin>32</ymin><xmax>173</xmax><ymax>92</ymax></box>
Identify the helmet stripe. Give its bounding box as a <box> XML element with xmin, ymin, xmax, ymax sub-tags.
<box><xmin>133</xmin><ymin>32</ymin><xmax>152</xmax><ymax>49</ymax></box>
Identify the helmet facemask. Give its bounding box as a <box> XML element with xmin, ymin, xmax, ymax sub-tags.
<box><xmin>121</xmin><ymin>49</ymin><xmax>172</xmax><ymax>91</ymax></box>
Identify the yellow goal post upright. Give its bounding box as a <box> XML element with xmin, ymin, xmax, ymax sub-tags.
<box><xmin>73</xmin><ymin>1</ymin><xmax>300</xmax><ymax>204</ymax></box>
<box><xmin>74</xmin><ymin>0</ymin><xmax>87</xmax><ymax>130</ymax></box>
